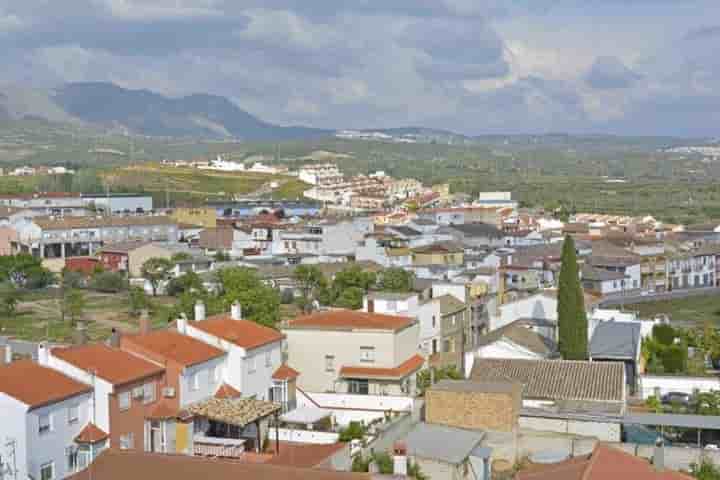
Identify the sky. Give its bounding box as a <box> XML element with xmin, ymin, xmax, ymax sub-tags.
<box><xmin>1</xmin><ymin>0</ymin><xmax>719</xmax><ymax>137</ymax></box>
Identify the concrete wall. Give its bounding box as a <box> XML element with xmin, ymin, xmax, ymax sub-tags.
<box><xmin>268</xmin><ymin>429</ymin><xmax>339</xmax><ymax>445</ymax></box>
<box><xmin>476</xmin><ymin>340</ymin><xmax>544</xmax><ymax>360</ymax></box>
<box><xmin>296</xmin><ymin>389</ymin><xmax>414</xmax><ymax>426</ymax></box>
<box><xmin>518</xmin><ymin>415</ymin><xmax>621</xmax><ymax>442</ymax></box>
<box><xmin>242</xmin><ymin>342</ymin><xmax>283</xmax><ymax>401</ymax></box>
<box><xmin>493</xmin><ymin>295</ymin><xmax>557</xmax><ymax>331</ymax></box>
<box><xmin>180</xmin><ymin>357</ymin><xmax>226</xmax><ymax>407</ymax></box>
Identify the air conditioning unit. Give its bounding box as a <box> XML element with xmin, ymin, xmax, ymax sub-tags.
<box><xmin>162</xmin><ymin>387</ymin><xmax>176</xmax><ymax>398</ymax></box>
<box><xmin>132</xmin><ymin>387</ymin><xmax>145</xmax><ymax>399</ymax></box>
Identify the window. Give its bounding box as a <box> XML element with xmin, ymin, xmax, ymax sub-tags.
<box><xmin>40</xmin><ymin>462</ymin><xmax>54</xmax><ymax>480</ymax></box>
<box><xmin>191</xmin><ymin>373</ymin><xmax>200</xmax><ymax>391</ymax></box>
<box><xmin>66</xmin><ymin>446</ymin><xmax>78</xmax><ymax>472</ymax></box>
<box><xmin>39</xmin><ymin>413</ymin><xmax>51</xmax><ymax>434</ymax></box>
<box><xmin>248</xmin><ymin>356</ymin><xmax>256</xmax><ymax>373</ymax></box>
<box><xmin>119</xmin><ymin>433</ymin><xmax>134</xmax><ymax>450</ymax></box>
<box><xmin>360</xmin><ymin>347</ymin><xmax>375</xmax><ymax>363</ymax></box>
<box><xmin>143</xmin><ymin>382</ymin><xmax>156</xmax><ymax>404</ymax></box>
<box><xmin>431</xmin><ymin>315</ymin><xmax>436</xmax><ymax>328</ymax></box>
<box><xmin>348</xmin><ymin>379</ymin><xmax>369</xmax><ymax>395</ymax></box>
<box><xmin>265</xmin><ymin>352</ymin><xmax>272</xmax><ymax>367</ymax></box>
<box><xmin>325</xmin><ymin>355</ymin><xmax>335</xmax><ymax>372</ymax></box>
<box><xmin>118</xmin><ymin>391</ymin><xmax>131</xmax><ymax>410</ymax></box>
<box><xmin>67</xmin><ymin>405</ymin><xmax>79</xmax><ymax>425</ymax></box>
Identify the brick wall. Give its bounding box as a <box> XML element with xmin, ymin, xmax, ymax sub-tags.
<box><xmin>425</xmin><ymin>389</ymin><xmax>519</xmax><ymax>432</ymax></box>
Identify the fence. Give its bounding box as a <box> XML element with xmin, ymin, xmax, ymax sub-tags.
<box><xmin>296</xmin><ymin>389</ymin><xmax>415</xmax><ymax>426</ymax></box>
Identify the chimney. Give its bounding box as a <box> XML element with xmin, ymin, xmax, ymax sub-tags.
<box><xmin>0</xmin><ymin>344</ymin><xmax>11</xmax><ymax>365</ymax></box>
<box><xmin>37</xmin><ymin>342</ymin><xmax>49</xmax><ymax>365</ymax></box>
<box><xmin>176</xmin><ymin>313</ymin><xmax>188</xmax><ymax>334</ymax></box>
<box><xmin>231</xmin><ymin>301</ymin><xmax>242</xmax><ymax>321</ymax></box>
<box><xmin>139</xmin><ymin>310</ymin><xmax>151</xmax><ymax>335</ymax></box>
<box><xmin>653</xmin><ymin>437</ymin><xmax>665</xmax><ymax>471</ymax></box>
<box><xmin>393</xmin><ymin>442</ymin><xmax>408</xmax><ymax>476</ymax></box>
<box><xmin>194</xmin><ymin>300</ymin><xmax>206</xmax><ymax>321</ymax></box>
<box><xmin>73</xmin><ymin>321</ymin><xmax>88</xmax><ymax>346</ymax></box>
<box><xmin>109</xmin><ymin>328</ymin><xmax>121</xmax><ymax>348</ymax></box>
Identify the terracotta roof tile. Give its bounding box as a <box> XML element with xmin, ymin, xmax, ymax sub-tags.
<box><xmin>146</xmin><ymin>400</ymin><xmax>181</xmax><ymax>420</ymax></box>
<box><xmin>67</xmin><ymin>449</ymin><xmax>372</xmax><ymax>480</ymax></box>
<box><xmin>339</xmin><ymin>354</ymin><xmax>425</xmax><ymax>380</ymax></box>
<box><xmin>192</xmin><ymin>316</ymin><xmax>284</xmax><ymax>350</ymax></box>
<box><xmin>0</xmin><ymin>360</ymin><xmax>92</xmax><ymax>409</ymax></box>
<box><xmin>122</xmin><ymin>330</ymin><xmax>225</xmax><ymax>367</ymax></box>
<box><xmin>266</xmin><ymin>442</ymin><xmax>347</xmax><ymax>468</ymax></box>
<box><xmin>516</xmin><ymin>443</ymin><xmax>693</xmax><ymax>480</ymax></box>
<box><xmin>286</xmin><ymin>309</ymin><xmax>415</xmax><ymax>332</ymax></box>
<box><xmin>51</xmin><ymin>344</ymin><xmax>165</xmax><ymax>386</ymax></box>
<box><xmin>34</xmin><ymin>215</ymin><xmax>176</xmax><ymax>230</ymax></box>
<box><xmin>75</xmin><ymin>423</ymin><xmax>109</xmax><ymax>444</ymax></box>
<box><xmin>272</xmin><ymin>365</ymin><xmax>300</xmax><ymax>381</ymax></box>
<box><xmin>214</xmin><ymin>383</ymin><xmax>242</xmax><ymax>399</ymax></box>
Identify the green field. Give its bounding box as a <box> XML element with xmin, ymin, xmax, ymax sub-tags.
<box><xmin>626</xmin><ymin>294</ymin><xmax>720</xmax><ymax>325</ymax></box>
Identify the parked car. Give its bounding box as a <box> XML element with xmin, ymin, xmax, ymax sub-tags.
<box><xmin>661</xmin><ymin>392</ymin><xmax>692</xmax><ymax>406</ymax></box>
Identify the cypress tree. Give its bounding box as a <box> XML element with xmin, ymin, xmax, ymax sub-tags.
<box><xmin>557</xmin><ymin>235</ymin><xmax>588</xmax><ymax>360</ymax></box>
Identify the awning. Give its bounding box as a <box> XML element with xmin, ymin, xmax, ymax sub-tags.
<box><xmin>187</xmin><ymin>397</ymin><xmax>281</xmax><ymax>428</ymax></box>
<box><xmin>280</xmin><ymin>407</ymin><xmax>330</xmax><ymax>425</ymax></box>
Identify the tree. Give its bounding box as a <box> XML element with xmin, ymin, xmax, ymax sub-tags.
<box><xmin>293</xmin><ymin>265</ymin><xmax>326</xmax><ymax>313</ymax></box>
<box><xmin>557</xmin><ymin>235</ymin><xmax>588</xmax><ymax>360</ymax></box>
<box><xmin>325</xmin><ymin>265</ymin><xmax>376</xmax><ymax>308</ymax></box>
<box><xmin>62</xmin><ymin>289</ymin><xmax>86</xmax><ymax>326</ymax></box>
<box><xmin>0</xmin><ymin>282</ymin><xmax>20</xmax><ymax>317</ymax></box>
<box><xmin>0</xmin><ymin>254</ymin><xmax>54</xmax><ymax>289</ymax></box>
<box><xmin>214</xmin><ymin>251</ymin><xmax>231</xmax><ymax>262</ymax></box>
<box><xmin>335</xmin><ymin>286</ymin><xmax>365</xmax><ymax>310</ymax></box>
<box><xmin>171</xmin><ymin>252</ymin><xmax>192</xmax><ymax>263</ymax></box>
<box><xmin>128</xmin><ymin>286</ymin><xmax>150</xmax><ymax>317</ymax></box>
<box><xmin>166</xmin><ymin>272</ymin><xmax>204</xmax><ymax>297</ymax></box>
<box><xmin>141</xmin><ymin>257</ymin><xmax>173</xmax><ymax>296</ymax></box>
<box><xmin>378</xmin><ymin>267</ymin><xmax>414</xmax><ymax>293</ymax></box>
<box><xmin>217</xmin><ymin>267</ymin><xmax>280</xmax><ymax>326</ymax></box>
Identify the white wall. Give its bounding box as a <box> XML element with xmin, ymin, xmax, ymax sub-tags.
<box><xmin>43</xmin><ymin>351</ymin><xmax>114</xmax><ymax>435</ymax></box>
<box><xmin>0</xmin><ymin>393</ymin><xmax>28</xmax><ymax>480</ymax></box>
<box><xmin>476</xmin><ymin>340</ymin><xmax>544</xmax><ymax>360</ymax></box>
<box><xmin>492</xmin><ymin>294</ymin><xmax>557</xmax><ymax>331</ymax></box>
<box><xmin>518</xmin><ymin>415</ymin><xmax>621</xmax><ymax>442</ymax></box>
<box><xmin>242</xmin><ymin>342</ymin><xmax>282</xmax><ymax>401</ymax></box>
<box><xmin>27</xmin><ymin>392</ymin><xmax>93</xmax><ymax>480</ymax></box>
<box><xmin>431</xmin><ymin>284</ymin><xmax>466</xmax><ymax>302</ymax></box>
<box><xmin>180</xmin><ymin>356</ymin><xmax>226</xmax><ymax>408</ymax></box>
<box><xmin>393</xmin><ymin>324</ymin><xmax>421</xmax><ymax>367</ymax></box>
<box><xmin>268</xmin><ymin>429</ymin><xmax>340</xmax><ymax>445</ymax></box>
<box><xmin>296</xmin><ymin>389</ymin><xmax>414</xmax><ymax>426</ymax></box>
<box><xmin>638</xmin><ymin>375</ymin><xmax>720</xmax><ymax>400</ymax></box>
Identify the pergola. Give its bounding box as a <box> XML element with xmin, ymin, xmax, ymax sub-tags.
<box><xmin>623</xmin><ymin>413</ymin><xmax>720</xmax><ymax>447</ymax></box>
<box><xmin>187</xmin><ymin>397</ymin><xmax>282</xmax><ymax>453</ymax></box>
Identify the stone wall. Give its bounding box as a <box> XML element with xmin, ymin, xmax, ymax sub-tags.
<box><xmin>425</xmin><ymin>389</ymin><xmax>519</xmax><ymax>432</ymax></box>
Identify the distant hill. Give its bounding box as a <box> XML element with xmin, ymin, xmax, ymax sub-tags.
<box><xmin>0</xmin><ymin>82</ymin><xmax>331</xmax><ymax>140</ymax></box>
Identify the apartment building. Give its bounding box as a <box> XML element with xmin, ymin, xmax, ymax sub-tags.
<box><xmin>0</xmin><ymin>192</ymin><xmax>87</xmax><ymax>217</ymax></box>
<box><xmin>169</xmin><ymin>207</ymin><xmax>217</xmax><ymax>228</ymax></box>
<box><xmin>177</xmin><ymin>302</ymin><xmax>284</xmax><ymax>402</ymax></box>
<box><xmin>298</xmin><ymin>164</ymin><xmax>343</xmax><ymax>186</ymax></box>
<box><xmin>666</xmin><ymin>244</ymin><xmax>719</xmax><ymax>290</ymax></box>
<box><xmin>14</xmin><ymin>216</ymin><xmax>178</xmax><ymax>259</ymax></box>
<box><xmin>282</xmin><ymin>310</ymin><xmax>424</xmax><ymax>396</ymax></box>
<box><xmin>41</xmin><ymin>342</ymin><xmax>166</xmax><ymax>453</ymax></box>
<box><xmin>0</xmin><ymin>360</ymin><xmax>95</xmax><ymax>480</ymax></box>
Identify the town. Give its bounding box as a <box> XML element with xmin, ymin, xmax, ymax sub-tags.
<box><xmin>0</xmin><ymin>155</ymin><xmax>718</xmax><ymax>480</ymax></box>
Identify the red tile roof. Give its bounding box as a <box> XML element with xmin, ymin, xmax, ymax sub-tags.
<box><xmin>286</xmin><ymin>309</ymin><xmax>415</xmax><ymax>332</ymax></box>
<box><xmin>339</xmin><ymin>354</ymin><xmax>425</xmax><ymax>380</ymax></box>
<box><xmin>266</xmin><ymin>442</ymin><xmax>347</xmax><ymax>468</ymax></box>
<box><xmin>51</xmin><ymin>344</ymin><xmax>165</xmax><ymax>386</ymax></box>
<box><xmin>0</xmin><ymin>360</ymin><xmax>92</xmax><ymax>409</ymax></box>
<box><xmin>67</xmin><ymin>449</ymin><xmax>372</xmax><ymax>480</ymax></box>
<box><xmin>75</xmin><ymin>423</ymin><xmax>109</xmax><ymax>444</ymax></box>
<box><xmin>191</xmin><ymin>315</ymin><xmax>284</xmax><ymax>350</ymax></box>
<box><xmin>272</xmin><ymin>365</ymin><xmax>300</xmax><ymax>381</ymax></box>
<box><xmin>146</xmin><ymin>400</ymin><xmax>182</xmax><ymax>420</ymax></box>
<box><xmin>516</xmin><ymin>444</ymin><xmax>693</xmax><ymax>480</ymax></box>
<box><xmin>122</xmin><ymin>330</ymin><xmax>225</xmax><ymax>367</ymax></box>
<box><xmin>214</xmin><ymin>383</ymin><xmax>242</xmax><ymax>399</ymax></box>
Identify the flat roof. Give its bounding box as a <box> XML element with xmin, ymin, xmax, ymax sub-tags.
<box><xmin>623</xmin><ymin>413</ymin><xmax>720</xmax><ymax>430</ymax></box>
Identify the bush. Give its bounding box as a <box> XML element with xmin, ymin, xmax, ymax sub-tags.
<box><xmin>128</xmin><ymin>287</ymin><xmax>150</xmax><ymax>317</ymax></box>
<box><xmin>280</xmin><ymin>289</ymin><xmax>295</xmax><ymax>304</ymax></box>
<box><xmin>339</xmin><ymin>421</ymin><xmax>366</xmax><ymax>442</ymax></box>
<box><xmin>653</xmin><ymin>324</ymin><xmax>677</xmax><ymax>346</ymax></box>
<box><xmin>166</xmin><ymin>272</ymin><xmax>204</xmax><ymax>297</ymax></box>
<box><xmin>662</xmin><ymin>343</ymin><xmax>688</xmax><ymax>374</ymax></box>
<box><xmin>89</xmin><ymin>271</ymin><xmax>127</xmax><ymax>293</ymax></box>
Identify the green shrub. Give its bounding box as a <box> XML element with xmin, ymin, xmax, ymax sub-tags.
<box><xmin>653</xmin><ymin>324</ymin><xmax>677</xmax><ymax>346</ymax></box>
<box><xmin>662</xmin><ymin>343</ymin><xmax>688</xmax><ymax>374</ymax></box>
<box><xmin>339</xmin><ymin>421</ymin><xmax>366</xmax><ymax>442</ymax></box>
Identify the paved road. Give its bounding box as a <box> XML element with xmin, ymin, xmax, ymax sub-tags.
<box><xmin>600</xmin><ymin>286</ymin><xmax>720</xmax><ymax>307</ymax></box>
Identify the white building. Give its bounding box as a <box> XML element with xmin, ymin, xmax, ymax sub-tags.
<box><xmin>0</xmin><ymin>360</ymin><xmax>99</xmax><ymax>480</ymax></box>
<box><xmin>177</xmin><ymin>301</ymin><xmax>284</xmax><ymax>401</ymax></box>
<box><xmin>298</xmin><ymin>164</ymin><xmax>343</xmax><ymax>186</ymax></box>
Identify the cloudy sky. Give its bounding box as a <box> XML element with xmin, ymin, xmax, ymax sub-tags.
<box><xmin>1</xmin><ymin>0</ymin><xmax>719</xmax><ymax>136</ymax></box>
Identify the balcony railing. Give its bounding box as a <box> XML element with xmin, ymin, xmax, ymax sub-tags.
<box><xmin>193</xmin><ymin>435</ymin><xmax>245</xmax><ymax>458</ymax></box>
